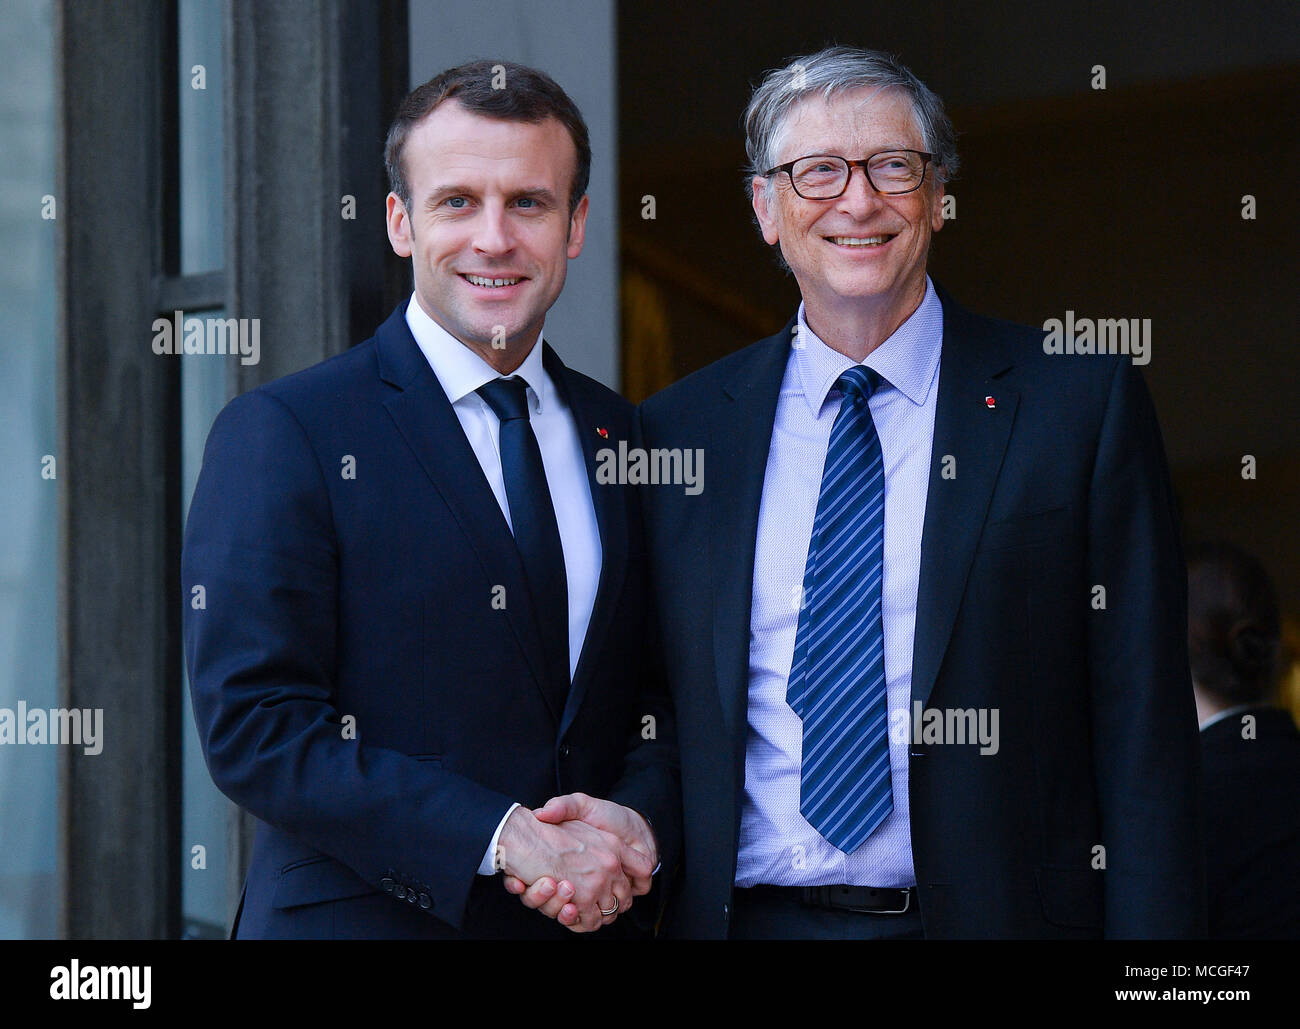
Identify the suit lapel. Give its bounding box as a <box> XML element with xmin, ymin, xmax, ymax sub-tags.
<box><xmin>374</xmin><ymin>308</ymin><xmax>560</xmax><ymax>724</ymax></box>
<box><xmin>911</xmin><ymin>291</ymin><xmax>1019</xmax><ymax>707</ymax></box>
<box><xmin>542</xmin><ymin>344</ymin><xmax>629</xmax><ymax>739</ymax></box>
<box><xmin>710</xmin><ymin>326</ymin><xmax>793</xmax><ymax>748</ymax></box>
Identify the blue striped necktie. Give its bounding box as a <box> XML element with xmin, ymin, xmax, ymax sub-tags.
<box><xmin>787</xmin><ymin>364</ymin><xmax>892</xmax><ymax>853</ymax></box>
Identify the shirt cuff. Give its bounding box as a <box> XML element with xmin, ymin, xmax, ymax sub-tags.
<box><xmin>477</xmin><ymin>802</ymin><xmax>521</xmax><ymax>875</ymax></box>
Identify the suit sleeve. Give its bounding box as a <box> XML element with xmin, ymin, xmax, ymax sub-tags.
<box><xmin>1085</xmin><ymin>358</ymin><xmax>1207</xmax><ymax>938</ymax></box>
<box><xmin>182</xmin><ymin>389</ymin><xmax>515</xmax><ymax>930</ymax></box>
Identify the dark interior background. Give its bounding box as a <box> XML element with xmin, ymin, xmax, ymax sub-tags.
<box><xmin>617</xmin><ymin>0</ymin><xmax>1300</xmax><ymax>634</ymax></box>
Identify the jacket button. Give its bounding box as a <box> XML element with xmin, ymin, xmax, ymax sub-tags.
<box><xmin>380</xmin><ymin>878</ymin><xmax>395</xmax><ymax>893</ymax></box>
<box><xmin>722</xmin><ymin>903</ymin><xmax>730</xmax><ymax>920</ymax></box>
<box><xmin>406</xmin><ymin>890</ymin><xmax>418</xmax><ymax>904</ymax></box>
<box><xmin>418</xmin><ymin>892</ymin><xmax>432</xmax><ymax>909</ymax></box>
<box><xmin>394</xmin><ymin>885</ymin><xmax>408</xmax><ymax>900</ymax></box>
<box><xmin>559</xmin><ymin>744</ymin><xmax>571</xmax><ymax>757</ymax></box>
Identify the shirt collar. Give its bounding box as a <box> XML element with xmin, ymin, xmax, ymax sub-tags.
<box><xmin>1198</xmin><ymin>702</ymin><xmax>1261</xmax><ymax>732</ymax></box>
<box><xmin>405</xmin><ymin>292</ymin><xmax>549</xmax><ymax>413</ymax></box>
<box><xmin>792</xmin><ymin>275</ymin><xmax>943</xmax><ymax>416</ymax></box>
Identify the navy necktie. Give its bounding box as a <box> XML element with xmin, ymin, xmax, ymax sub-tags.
<box><xmin>786</xmin><ymin>364</ymin><xmax>893</xmax><ymax>853</ymax></box>
<box><xmin>476</xmin><ymin>376</ymin><xmax>570</xmax><ymax>712</ymax></box>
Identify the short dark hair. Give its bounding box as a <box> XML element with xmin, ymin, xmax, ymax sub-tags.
<box><xmin>384</xmin><ymin>59</ymin><xmax>591</xmax><ymax>217</ymax></box>
<box><xmin>1188</xmin><ymin>541</ymin><xmax>1284</xmax><ymax>705</ymax></box>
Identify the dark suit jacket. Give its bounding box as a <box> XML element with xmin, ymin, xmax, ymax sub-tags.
<box><xmin>1201</xmin><ymin>705</ymin><xmax>1300</xmax><ymax>938</ymax></box>
<box><xmin>183</xmin><ymin>303</ymin><xmax>679</xmax><ymax>939</ymax></box>
<box><xmin>638</xmin><ymin>285</ymin><xmax>1205</xmax><ymax>939</ymax></box>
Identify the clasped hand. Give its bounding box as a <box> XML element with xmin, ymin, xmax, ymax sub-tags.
<box><xmin>495</xmin><ymin>793</ymin><xmax>656</xmax><ymax>932</ymax></box>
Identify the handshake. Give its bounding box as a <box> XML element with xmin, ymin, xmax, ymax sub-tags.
<box><xmin>494</xmin><ymin>792</ymin><xmax>658</xmax><ymax>933</ymax></box>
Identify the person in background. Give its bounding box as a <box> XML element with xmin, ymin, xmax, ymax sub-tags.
<box><xmin>1189</xmin><ymin>541</ymin><xmax>1300</xmax><ymax>939</ymax></box>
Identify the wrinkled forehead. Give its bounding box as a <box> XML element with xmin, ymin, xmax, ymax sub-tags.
<box><xmin>769</xmin><ymin>86</ymin><xmax>925</xmax><ymax>165</ymax></box>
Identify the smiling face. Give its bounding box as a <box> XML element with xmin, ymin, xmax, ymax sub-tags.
<box><xmin>752</xmin><ymin>88</ymin><xmax>944</xmax><ymax>341</ymax></box>
<box><xmin>385</xmin><ymin>99</ymin><xmax>587</xmax><ymax>368</ymax></box>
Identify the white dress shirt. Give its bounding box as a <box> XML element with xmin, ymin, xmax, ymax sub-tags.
<box><xmin>735</xmin><ymin>277</ymin><xmax>943</xmax><ymax>888</ymax></box>
<box><xmin>404</xmin><ymin>295</ymin><xmax>602</xmax><ymax>874</ymax></box>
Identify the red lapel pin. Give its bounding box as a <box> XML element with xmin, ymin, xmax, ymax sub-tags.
<box><xmin>984</xmin><ymin>395</ymin><xmax>996</xmax><ymax>409</ymax></box>
<box><xmin>596</xmin><ymin>427</ymin><xmax>609</xmax><ymax>438</ymax></box>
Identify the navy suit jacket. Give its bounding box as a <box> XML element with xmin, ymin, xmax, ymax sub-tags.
<box><xmin>638</xmin><ymin>285</ymin><xmax>1206</xmax><ymax>939</ymax></box>
<box><xmin>183</xmin><ymin>303</ymin><xmax>679</xmax><ymax>939</ymax></box>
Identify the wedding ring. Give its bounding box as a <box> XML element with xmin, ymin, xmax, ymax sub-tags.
<box><xmin>600</xmin><ymin>899</ymin><xmax>619</xmax><ymax>916</ymax></box>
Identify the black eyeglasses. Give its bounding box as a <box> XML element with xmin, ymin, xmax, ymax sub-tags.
<box><xmin>763</xmin><ymin>150</ymin><xmax>934</xmax><ymax>199</ymax></box>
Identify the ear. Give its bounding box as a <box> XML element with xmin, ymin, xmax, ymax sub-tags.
<box><xmin>928</xmin><ymin>176</ymin><xmax>946</xmax><ymax>233</ymax></box>
<box><xmin>566</xmin><ymin>194</ymin><xmax>589</xmax><ymax>259</ymax></box>
<box><xmin>386</xmin><ymin>192</ymin><xmax>413</xmax><ymax>257</ymax></box>
<box><xmin>751</xmin><ymin>176</ymin><xmax>781</xmax><ymax>246</ymax></box>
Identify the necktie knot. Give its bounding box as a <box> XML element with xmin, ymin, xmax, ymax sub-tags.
<box><xmin>477</xmin><ymin>376</ymin><xmax>531</xmax><ymax>422</ymax></box>
<box><xmin>836</xmin><ymin>365</ymin><xmax>881</xmax><ymax>403</ymax></box>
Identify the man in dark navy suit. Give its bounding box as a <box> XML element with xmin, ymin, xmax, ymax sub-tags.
<box><xmin>183</xmin><ymin>60</ymin><xmax>677</xmax><ymax>939</ymax></box>
<box><xmin>637</xmin><ymin>46</ymin><xmax>1204</xmax><ymax>938</ymax></box>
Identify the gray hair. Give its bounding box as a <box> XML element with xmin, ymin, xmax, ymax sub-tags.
<box><xmin>744</xmin><ymin>45</ymin><xmax>960</xmax><ymax>196</ymax></box>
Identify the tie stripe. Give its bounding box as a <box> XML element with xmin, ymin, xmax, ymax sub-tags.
<box><xmin>786</xmin><ymin>364</ymin><xmax>893</xmax><ymax>854</ymax></box>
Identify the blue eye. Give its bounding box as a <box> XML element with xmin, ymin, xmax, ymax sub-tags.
<box><xmin>516</xmin><ymin>197</ymin><xmax>536</xmax><ymax>208</ymax></box>
<box><xmin>446</xmin><ymin>197</ymin><xmax>468</xmax><ymax>208</ymax></box>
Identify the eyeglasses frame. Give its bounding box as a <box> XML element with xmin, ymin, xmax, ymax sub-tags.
<box><xmin>762</xmin><ymin>150</ymin><xmax>936</xmax><ymax>199</ymax></box>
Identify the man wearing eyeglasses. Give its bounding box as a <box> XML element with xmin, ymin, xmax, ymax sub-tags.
<box><xmin>632</xmin><ymin>46</ymin><xmax>1204</xmax><ymax>938</ymax></box>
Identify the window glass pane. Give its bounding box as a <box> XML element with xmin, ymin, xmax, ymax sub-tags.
<box><xmin>0</xmin><ymin>0</ymin><xmax>57</xmax><ymax>939</ymax></box>
<box><xmin>180</xmin><ymin>322</ymin><xmax>231</xmax><ymax>938</ymax></box>
<box><xmin>178</xmin><ymin>0</ymin><xmax>224</xmax><ymax>275</ymax></box>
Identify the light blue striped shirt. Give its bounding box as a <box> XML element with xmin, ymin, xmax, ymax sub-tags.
<box><xmin>736</xmin><ymin>277</ymin><xmax>943</xmax><ymax>888</ymax></box>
